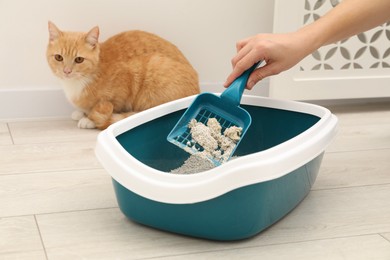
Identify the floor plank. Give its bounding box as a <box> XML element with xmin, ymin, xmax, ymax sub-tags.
<box><xmin>161</xmin><ymin>235</ymin><xmax>390</xmax><ymax>260</ymax></box>
<box><xmin>0</xmin><ymin>141</ymin><xmax>101</xmax><ymax>175</ymax></box>
<box><xmin>0</xmin><ymin>169</ymin><xmax>116</xmax><ymax>217</ymax></box>
<box><xmin>8</xmin><ymin>119</ymin><xmax>99</xmax><ymax>145</ymax></box>
<box><xmin>382</xmin><ymin>233</ymin><xmax>390</xmax><ymax>243</ymax></box>
<box><xmin>0</xmin><ymin>250</ymin><xmax>46</xmax><ymax>260</ymax></box>
<box><xmin>327</xmin><ymin>103</ymin><xmax>390</xmax><ymax>152</ymax></box>
<box><xmin>0</xmin><ymin>216</ymin><xmax>44</xmax><ymax>257</ymax></box>
<box><xmin>36</xmin><ymin>196</ymin><xmax>390</xmax><ymax>260</ymax></box>
<box><xmin>37</xmin><ymin>208</ymin><xmax>229</xmax><ymax>260</ymax></box>
<box><xmin>314</xmin><ymin>148</ymin><xmax>390</xmax><ymax>190</ymax></box>
<box><xmin>0</xmin><ymin>123</ymin><xmax>12</xmax><ymax>145</ymax></box>
<box><xmin>327</xmin><ymin>122</ymin><xmax>390</xmax><ymax>152</ymax></box>
<box><xmin>328</xmin><ymin>102</ymin><xmax>390</xmax><ymax>122</ymax></box>
<box><xmin>253</xmin><ymin>184</ymin><xmax>390</xmax><ymax>245</ymax></box>
<box><xmin>1</xmin><ymin>103</ymin><xmax>390</xmax><ymax>259</ymax></box>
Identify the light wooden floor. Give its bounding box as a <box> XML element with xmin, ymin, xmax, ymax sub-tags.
<box><xmin>1</xmin><ymin>102</ymin><xmax>390</xmax><ymax>260</ymax></box>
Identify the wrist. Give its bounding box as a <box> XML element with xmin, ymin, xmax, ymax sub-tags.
<box><xmin>295</xmin><ymin>25</ymin><xmax>326</xmax><ymax>55</ymax></box>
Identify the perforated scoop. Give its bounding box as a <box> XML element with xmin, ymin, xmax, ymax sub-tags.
<box><xmin>167</xmin><ymin>62</ymin><xmax>260</xmax><ymax>165</ymax></box>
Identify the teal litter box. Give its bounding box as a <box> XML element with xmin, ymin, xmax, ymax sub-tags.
<box><xmin>95</xmin><ymin>95</ymin><xmax>338</xmax><ymax>241</ymax></box>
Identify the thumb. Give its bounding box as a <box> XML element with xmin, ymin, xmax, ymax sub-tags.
<box><xmin>246</xmin><ymin>64</ymin><xmax>277</xmax><ymax>89</ymax></box>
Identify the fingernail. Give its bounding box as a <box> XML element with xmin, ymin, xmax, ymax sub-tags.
<box><xmin>247</xmin><ymin>81</ymin><xmax>254</xmax><ymax>89</ymax></box>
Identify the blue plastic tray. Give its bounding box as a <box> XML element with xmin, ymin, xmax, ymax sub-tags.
<box><xmin>95</xmin><ymin>95</ymin><xmax>337</xmax><ymax>240</ymax></box>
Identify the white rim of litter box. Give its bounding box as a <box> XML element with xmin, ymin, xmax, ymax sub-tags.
<box><xmin>95</xmin><ymin>95</ymin><xmax>338</xmax><ymax>204</ymax></box>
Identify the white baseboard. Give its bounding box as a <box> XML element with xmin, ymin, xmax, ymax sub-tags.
<box><xmin>0</xmin><ymin>80</ymin><xmax>270</xmax><ymax>121</ymax></box>
<box><xmin>0</xmin><ymin>87</ymin><xmax>74</xmax><ymax>121</ymax></box>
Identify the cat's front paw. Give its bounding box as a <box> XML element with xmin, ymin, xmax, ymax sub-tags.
<box><xmin>71</xmin><ymin>110</ymin><xmax>85</xmax><ymax>121</ymax></box>
<box><xmin>77</xmin><ymin>117</ymin><xmax>96</xmax><ymax>129</ymax></box>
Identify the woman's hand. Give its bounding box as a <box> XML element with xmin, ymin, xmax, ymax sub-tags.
<box><xmin>224</xmin><ymin>32</ymin><xmax>311</xmax><ymax>89</ymax></box>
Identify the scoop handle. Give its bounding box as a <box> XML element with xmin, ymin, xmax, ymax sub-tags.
<box><xmin>220</xmin><ymin>61</ymin><xmax>261</xmax><ymax>106</ymax></box>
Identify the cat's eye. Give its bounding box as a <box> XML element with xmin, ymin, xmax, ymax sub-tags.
<box><xmin>54</xmin><ymin>54</ymin><xmax>63</xmax><ymax>62</ymax></box>
<box><xmin>75</xmin><ymin>57</ymin><xmax>84</xmax><ymax>64</ymax></box>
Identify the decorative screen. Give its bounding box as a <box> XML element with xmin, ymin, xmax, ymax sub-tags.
<box><xmin>271</xmin><ymin>0</ymin><xmax>390</xmax><ymax>100</ymax></box>
<box><xmin>300</xmin><ymin>0</ymin><xmax>390</xmax><ymax>71</ymax></box>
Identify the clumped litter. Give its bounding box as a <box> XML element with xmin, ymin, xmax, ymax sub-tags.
<box><xmin>170</xmin><ymin>154</ymin><xmax>215</xmax><ymax>174</ymax></box>
<box><xmin>170</xmin><ymin>118</ymin><xmax>242</xmax><ymax>174</ymax></box>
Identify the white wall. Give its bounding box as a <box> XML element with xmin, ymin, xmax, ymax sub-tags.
<box><xmin>0</xmin><ymin>0</ymin><xmax>274</xmax><ymax>119</ymax></box>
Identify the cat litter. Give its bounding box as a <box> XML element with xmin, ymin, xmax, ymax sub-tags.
<box><xmin>170</xmin><ymin>154</ymin><xmax>239</xmax><ymax>175</ymax></box>
<box><xmin>167</xmin><ymin>63</ymin><xmax>259</xmax><ymax>166</ymax></box>
<box><xmin>170</xmin><ymin>154</ymin><xmax>214</xmax><ymax>174</ymax></box>
<box><xmin>170</xmin><ymin>117</ymin><xmax>242</xmax><ymax>174</ymax></box>
<box><xmin>95</xmin><ymin>95</ymin><xmax>338</xmax><ymax>240</ymax></box>
<box><xmin>171</xmin><ymin>118</ymin><xmax>242</xmax><ymax>174</ymax></box>
<box><xmin>184</xmin><ymin>118</ymin><xmax>242</xmax><ymax>165</ymax></box>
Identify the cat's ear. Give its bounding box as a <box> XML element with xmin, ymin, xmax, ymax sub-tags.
<box><xmin>48</xmin><ymin>21</ymin><xmax>62</xmax><ymax>42</ymax></box>
<box><xmin>86</xmin><ymin>26</ymin><xmax>100</xmax><ymax>48</ymax></box>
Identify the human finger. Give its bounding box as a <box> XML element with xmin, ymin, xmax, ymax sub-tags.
<box><xmin>235</xmin><ymin>36</ymin><xmax>252</xmax><ymax>52</ymax></box>
<box><xmin>246</xmin><ymin>63</ymin><xmax>280</xmax><ymax>89</ymax></box>
<box><xmin>224</xmin><ymin>52</ymin><xmax>260</xmax><ymax>87</ymax></box>
<box><xmin>231</xmin><ymin>43</ymin><xmax>252</xmax><ymax>68</ymax></box>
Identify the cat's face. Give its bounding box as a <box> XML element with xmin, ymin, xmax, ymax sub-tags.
<box><xmin>46</xmin><ymin>22</ymin><xmax>100</xmax><ymax>80</ymax></box>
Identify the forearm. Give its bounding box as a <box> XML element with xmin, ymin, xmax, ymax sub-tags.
<box><xmin>296</xmin><ymin>0</ymin><xmax>390</xmax><ymax>53</ymax></box>
<box><xmin>225</xmin><ymin>0</ymin><xmax>390</xmax><ymax>88</ymax></box>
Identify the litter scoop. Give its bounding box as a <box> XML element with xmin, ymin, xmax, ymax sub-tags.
<box><xmin>167</xmin><ymin>61</ymin><xmax>261</xmax><ymax>165</ymax></box>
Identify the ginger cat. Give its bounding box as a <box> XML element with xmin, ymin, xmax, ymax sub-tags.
<box><xmin>46</xmin><ymin>21</ymin><xmax>199</xmax><ymax>129</ymax></box>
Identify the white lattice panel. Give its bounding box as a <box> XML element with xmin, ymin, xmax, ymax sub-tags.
<box><xmin>270</xmin><ymin>0</ymin><xmax>390</xmax><ymax>100</ymax></box>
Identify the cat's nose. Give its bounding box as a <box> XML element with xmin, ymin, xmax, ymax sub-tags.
<box><xmin>63</xmin><ymin>67</ymin><xmax>72</xmax><ymax>75</ymax></box>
